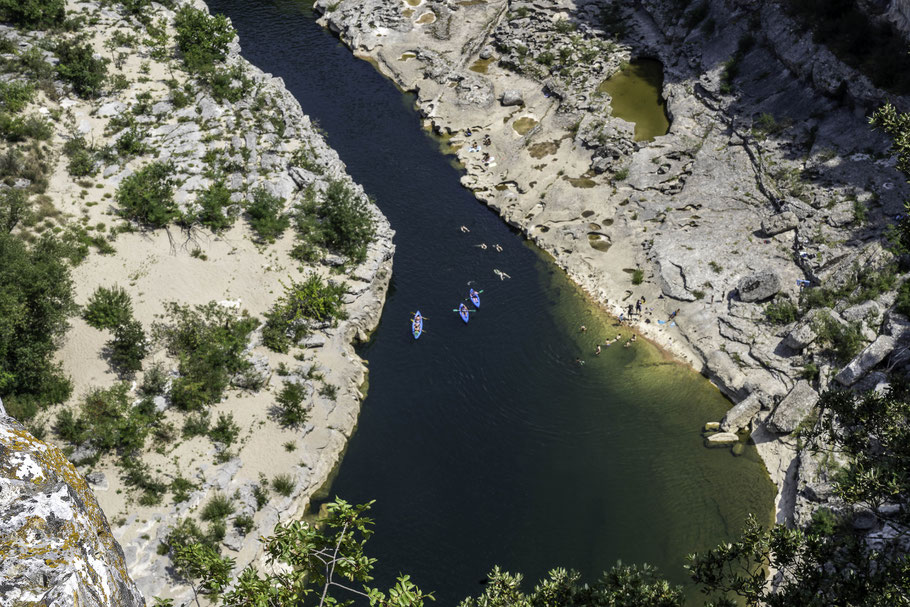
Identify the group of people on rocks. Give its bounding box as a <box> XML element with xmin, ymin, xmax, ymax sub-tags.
<box><xmin>464</xmin><ymin>128</ymin><xmax>494</xmax><ymax>167</ymax></box>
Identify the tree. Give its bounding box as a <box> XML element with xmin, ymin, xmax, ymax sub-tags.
<box><xmin>83</xmin><ymin>284</ymin><xmax>134</xmax><ymax>330</ymax></box>
<box><xmin>0</xmin><ymin>0</ymin><xmax>65</xmax><ymax>29</ymax></box>
<box><xmin>170</xmin><ymin>498</ymin><xmax>432</xmax><ymax>607</ymax></box>
<box><xmin>55</xmin><ymin>37</ymin><xmax>109</xmax><ymax>98</ymax></box>
<box><xmin>870</xmin><ymin>103</ymin><xmax>910</xmax><ymax>253</ymax></box>
<box><xmin>0</xmin><ymin>188</ymin><xmax>29</xmax><ymax>233</ymax></box>
<box><xmin>173</xmin><ymin>5</ymin><xmax>235</xmax><ymax>73</ymax></box>
<box><xmin>0</xmin><ymin>232</ymin><xmax>76</xmax><ymax>420</ymax></box>
<box><xmin>116</xmin><ymin>162</ymin><xmax>178</xmax><ymax>228</ymax></box>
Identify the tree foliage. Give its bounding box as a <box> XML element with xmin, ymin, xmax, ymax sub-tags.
<box><xmin>55</xmin><ymin>37</ymin><xmax>109</xmax><ymax>98</ymax></box>
<box><xmin>116</xmin><ymin>162</ymin><xmax>178</xmax><ymax>228</ymax></box>
<box><xmin>0</xmin><ymin>0</ymin><xmax>65</xmax><ymax>29</ymax></box>
<box><xmin>294</xmin><ymin>179</ymin><xmax>376</xmax><ymax>264</ymax></box>
<box><xmin>173</xmin><ymin>5</ymin><xmax>235</xmax><ymax>73</ymax></box>
<box><xmin>0</xmin><ymin>232</ymin><xmax>76</xmax><ymax>420</ymax></box>
<box><xmin>262</xmin><ymin>274</ymin><xmax>347</xmax><ymax>353</ymax></box>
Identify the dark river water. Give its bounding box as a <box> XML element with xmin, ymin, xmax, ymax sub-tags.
<box><xmin>206</xmin><ymin>0</ymin><xmax>776</xmax><ymax>602</ymax></box>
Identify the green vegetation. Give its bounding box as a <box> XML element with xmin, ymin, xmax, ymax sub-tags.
<box><xmin>0</xmin><ymin>81</ymin><xmax>35</xmax><ymax>113</ymax></box>
<box><xmin>54</xmin><ymin>383</ymin><xmax>150</xmax><ymax>456</ymax></box>
<box><xmin>262</xmin><ymin>274</ymin><xmax>348</xmax><ymax>353</ymax></box>
<box><xmin>108</xmin><ymin>318</ymin><xmax>148</xmax><ymax>374</ymax></box>
<box><xmin>293</xmin><ymin>179</ymin><xmax>376</xmax><ymax>263</ymax></box>
<box><xmin>812</xmin><ymin>312</ymin><xmax>864</xmax><ymax>364</ymax></box>
<box><xmin>246</xmin><ymin>186</ymin><xmax>289</xmax><ymax>242</ymax></box>
<box><xmin>0</xmin><ymin>233</ymin><xmax>76</xmax><ymax>420</ymax></box>
<box><xmin>271</xmin><ymin>473</ymin><xmax>294</xmax><ymax>497</ymax></box>
<box><xmin>631</xmin><ymin>268</ymin><xmax>644</xmax><ymax>285</ymax></box>
<box><xmin>764</xmin><ymin>297</ymin><xmax>799</xmax><ymax>325</ymax></box>
<box><xmin>154</xmin><ymin>301</ymin><xmax>259</xmax><ymax>411</ymax></box>
<box><xmin>63</xmin><ymin>135</ymin><xmax>96</xmax><ymax>177</ymax></box>
<box><xmin>275</xmin><ymin>381</ymin><xmax>308</xmax><ymax>428</ymax></box>
<box><xmin>55</xmin><ymin>37</ymin><xmax>109</xmax><ymax>98</ymax></box>
<box><xmin>0</xmin><ymin>112</ymin><xmax>52</xmax><ymax>141</ymax></box>
<box><xmin>208</xmin><ymin>411</ymin><xmax>239</xmax><ymax>448</ymax></box>
<box><xmin>800</xmin><ymin>264</ymin><xmax>896</xmax><ymax>312</ymax></box>
<box><xmin>83</xmin><ymin>285</ymin><xmax>133</xmax><ymax>330</ymax></box>
<box><xmin>0</xmin><ymin>0</ymin><xmax>65</xmax><ymax>29</ymax></box>
<box><xmin>173</xmin><ymin>5</ymin><xmax>235</xmax><ymax>73</ymax></box>
<box><xmin>196</xmin><ymin>179</ymin><xmax>235</xmax><ymax>232</ymax></box>
<box><xmin>116</xmin><ymin>162</ymin><xmax>178</xmax><ymax>228</ymax></box>
<box><xmin>200</xmin><ymin>493</ymin><xmax>234</xmax><ymax>523</ymax></box>
<box><xmin>0</xmin><ymin>188</ymin><xmax>28</xmax><ymax>233</ymax></box>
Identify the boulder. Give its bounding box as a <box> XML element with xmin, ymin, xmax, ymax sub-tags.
<box><xmin>783</xmin><ymin>320</ymin><xmax>817</xmax><ymax>351</ymax></box>
<box><xmin>500</xmin><ymin>89</ymin><xmax>525</xmax><ymax>106</ymax></box>
<box><xmin>768</xmin><ymin>380</ymin><xmax>819</xmax><ymax>434</ymax></box>
<box><xmin>841</xmin><ymin>300</ymin><xmax>880</xmax><ymax>323</ymax></box>
<box><xmin>834</xmin><ymin>335</ymin><xmax>896</xmax><ymax>386</ymax></box>
<box><xmin>301</xmin><ymin>334</ymin><xmax>327</xmax><ymax>348</ymax></box>
<box><xmin>761</xmin><ymin>211</ymin><xmax>798</xmax><ymax>236</ymax></box>
<box><xmin>705</xmin><ymin>432</ymin><xmax>739</xmax><ymax>446</ymax></box>
<box><xmin>737</xmin><ymin>271</ymin><xmax>781</xmax><ymax>302</ymax></box>
<box><xmin>479</xmin><ymin>46</ymin><xmax>494</xmax><ymax>60</ymax></box>
<box><xmin>0</xmin><ymin>415</ymin><xmax>145</xmax><ymax>607</ymax></box>
<box><xmin>721</xmin><ymin>392</ymin><xmax>764</xmax><ymax>432</ymax></box>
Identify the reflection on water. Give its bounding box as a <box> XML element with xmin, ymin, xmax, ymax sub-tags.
<box><xmin>599</xmin><ymin>59</ymin><xmax>671</xmax><ymax>141</ymax></box>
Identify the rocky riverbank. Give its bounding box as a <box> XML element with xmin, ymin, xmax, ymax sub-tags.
<box><xmin>315</xmin><ymin>0</ymin><xmax>910</xmax><ymax>527</ymax></box>
<box><xmin>0</xmin><ymin>0</ymin><xmax>394</xmax><ymax>603</ymax></box>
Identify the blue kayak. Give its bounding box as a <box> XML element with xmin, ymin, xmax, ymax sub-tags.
<box><xmin>458</xmin><ymin>303</ymin><xmax>470</xmax><ymax>323</ymax></box>
<box><xmin>412</xmin><ymin>311</ymin><xmax>423</xmax><ymax>339</ymax></box>
<box><xmin>469</xmin><ymin>288</ymin><xmax>480</xmax><ymax>308</ymax></box>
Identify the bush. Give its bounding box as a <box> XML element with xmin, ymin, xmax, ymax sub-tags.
<box><xmin>196</xmin><ymin>180</ymin><xmax>234</xmax><ymax>232</ymax></box>
<box><xmin>0</xmin><ymin>112</ymin><xmax>53</xmax><ymax>141</ymax></box>
<box><xmin>276</xmin><ymin>381</ymin><xmax>308</xmax><ymax>427</ymax></box>
<box><xmin>813</xmin><ymin>313</ymin><xmax>865</xmax><ymax>364</ymax></box>
<box><xmin>765</xmin><ymin>297</ymin><xmax>799</xmax><ymax>325</ymax></box>
<box><xmin>182</xmin><ymin>410</ymin><xmax>211</xmax><ymax>438</ymax></box>
<box><xmin>154</xmin><ymin>301</ymin><xmax>259</xmax><ymax>411</ymax></box>
<box><xmin>233</xmin><ymin>514</ymin><xmax>254</xmax><ymax>535</ymax></box>
<box><xmin>272</xmin><ymin>473</ymin><xmax>294</xmax><ymax>497</ymax></box>
<box><xmin>83</xmin><ymin>284</ymin><xmax>133</xmax><ymax>330</ymax></box>
<box><xmin>246</xmin><ymin>187</ymin><xmax>289</xmax><ymax>242</ymax></box>
<box><xmin>294</xmin><ymin>180</ymin><xmax>375</xmax><ymax>263</ymax></box>
<box><xmin>897</xmin><ymin>280</ymin><xmax>910</xmax><ymax>317</ymax></box>
<box><xmin>116</xmin><ymin>162</ymin><xmax>178</xmax><ymax>228</ymax></box>
<box><xmin>173</xmin><ymin>5</ymin><xmax>235</xmax><ymax>73</ymax></box>
<box><xmin>0</xmin><ymin>0</ymin><xmax>65</xmax><ymax>28</ymax></box>
<box><xmin>54</xmin><ymin>407</ymin><xmax>87</xmax><ymax>443</ymax></box>
<box><xmin>55</xmin><ymin>37</ymin><xmax>109</xmax><ymax>98</ymax></box>
<box><xmin>108</xmin><ymin>318</ymin><xmax>149</xmax><ymax>374</ymax></box>
<box><xmin>0</xmin><ymin>81</ymin><xmax>35</xmax><ymax>113</ymax></box>
<box><xmin>262</xmin><ymin>274</ymin><xmax>347</xmax><ymax>353</ymax></box>
<box><xmin>139</xmin><ymin>362</ymin><xmax>168</xmax><ymax>397</ymax></box>
<box><xmin>115</xmin><ymin>127</ymin><xmax>147</xmax><ymax>158</ymax></box>
<box><xmin>0</xmin><ymin>188</ymin><xmax>29</xmax><ymax>233</ymax></box>
<box><xmin>200</xmin><ymin>493</ymin><xmax>234</xmax><ymax>522</ymax></box>
<box><xmin>631</xmin><ymin>268</ymin><xmax>644</xmax><ymax>285</ymax></box>
<box><xmin>209</xmin><ymin>411</ymin><xmax>239</xmax><ymax>447</ymax></box>
<box><xmin>76</xmin><ymin>383</ymin><xmax>151</xmax><ymax>454</ymax></box>
<box><xmin>118</xmin><ymin>457</ymin><xmax>167</xmax><ymax>505</ymax></box>
<box><xmin>63</xmin><ymin>135</ymin><xmax>96</xmax><ymax>177</ymax></box>
<box><xmin>0</xmin><ymin>233</ymin><xmax>76</xmax><ymax>418</ymax></box>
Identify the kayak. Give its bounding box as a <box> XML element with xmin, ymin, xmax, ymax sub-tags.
<box><xmin>458</xmin><ymin>303</ymin><xmax>470</xmax><ymax>323</ymax></box>
<box><xmin>412</xmin><ymin>311</ymin><xmax>423</xmax><ymax>339</ymax></box>
<box><xmin>469</xmin><ymin>288</ymin><xmax>480</xmax><ymax>308</ymax></box>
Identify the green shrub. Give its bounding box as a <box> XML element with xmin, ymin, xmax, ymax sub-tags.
<box><xmin>0</xmin><ymin>233</ymin><xmax>76</xmax><ymax>417</ymax></box>
<box><xmin>116</xmin><ymin>162</ymin><xmax>178</xmax><ymax>228</ymax></box>
<box><xmin>290</xmin><ymin>145</ymin><xmax>323</xmax><ymax>174</ymax></box>
<box><xmin>55</xmin><ymin>37</ymin><xmax>109</xmax><ymax>98</ymax></box>
<box><xmin>0</xmin><ymin>81</ymin><xmax>35</xmax><ymax>113</ymax></box>
<box><xmin>0</xmin><ymin>188</ymin><xmax>29</xmax><ymax>233</ymax></box>
<box><xmin>0</xmin><ymin>0</ymin><xmax>65</xmax><ymax>28</ymax></box>
<box><xmin>171</xmin><ymin>476</ymin><xmax>196</xmax><ymax>503</ymax></box>
<box><xmin>0</xmin><ymin>112</ymin><xmax>53</xmax><ymax>141</ymax></box>
<box><xmin>764</xmin><ymin>297</ymin><xmax>799</xmax><ymax>325</ymax></box>
<box><xmin>294</xmin><ymin>180</ymin><xmax>376</xmax><ymax>264</ymax></box>
<box><xmin>233</xmin><ymin>514</ymin><xmax>254</xmax><ymax>535</ymax></box>
<box><xmin>208</xmin><ymin>64</ymin><xmax>251</xmax><ymax>103</ymax></box>
<box><xmin>118</xmin><ymin>457</ymin><xmax>167</xmax><ymax>505</ymax></box>
<box><xmin>896</xmin><ymin>280</ymin><xmax>910</xmax><ymax>317</ymax></box>
<box><xmin>613</xmin><ymin>167</ymin><xmax>629</xmax><ymax>181</ymax></box>
<box><xmin>182</xmin><ymin>410</ymin><xmax>211</xmax><ymax>437</ymax></box>
<box><xmin>115</xmin><ymin>127</ymin><xmax>147</xmax><ymax>158</ymax></box>
<box><xmin>262</xmin><ymin>275</ymin><xmax>347</xmax><ymax>353</ymax></box>
<box><xmin>63</xmin><ymin>135</ymin><xmax>96</xmax><ymax>177</ymax></box>
<box><xmin>253</xmin><ymin>476</ymin><xmax>270</xmax><ymax>509</ymax></box>
<box><xmin>77</xmin><ymin>382</ymin><xmax>151</xmax><ymax>454</ymax></box>
<box><xmin>139</xmin><ymin>362</ymin><xmax>168</xmax><ymax>396</ymax></box>
<box><xmin>154</xmin><ymin>301</ymin><xmax>259</xmax><ymax>411</ymax></box>
<box><xmin>271</xmin><ymin>473</ymin><xmax>294</xmax><ymax>497</ymax></box>
<box><xmin>813</xmin><ymin>313</ymin><xmax>865</xmax><ymax>364</ymax></box>
<box><xmin>246</xmin><ymin>187</ymin><xmax>288</xmax><ymax>242</ymax></box>
<box><xmin>54</xmin><ymin>407</ymin><xmax>88</xmax><ymax>443</ymax></box>
<box><xmin>208</xmin><ymin>411</ymin><xmax>239</xmax><ymax>447</ymax></box>
<box><xmin>83</xmin><ymin>284</ymin><xmax>133</xmax><ymax>330</ymax></box>
<box><xmin>631</xmin><ymin>268</ymin><xmax>644</xmax><ymax>285</ymax></box>
<box><xmin>200</xmin><ymin>493</ymin><xmax>234</xmax><ymax>522</ymax></box>
<box><xmin>196</xmin><ymin>179</ymin><xmax>234</xmax><ymax>232</ymax></box>
<box><xmin>276</xmin><ymin>381</ymin><xmax>308</xmax><ymax>427</ymax></box>
<box><xmin>173</xmin><ymin>5</ymin><xmax>235</xmax><ymax>73</ymax></box>
<box><xmin>108</xmin><ymin>318</ymin><xmax>148</xmax><ymax>374</ymax></box>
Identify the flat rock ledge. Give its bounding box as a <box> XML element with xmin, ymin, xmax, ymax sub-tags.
<box><xmin>0</xmin><ymin>410</ymin><xmax>145</xmax><ymax>607</ymax></box>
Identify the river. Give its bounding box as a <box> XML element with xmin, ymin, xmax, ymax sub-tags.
<box><xmin>205</xmin><ymin>0</ymin><xmax>776</xmax><ymax>603</ymax></box>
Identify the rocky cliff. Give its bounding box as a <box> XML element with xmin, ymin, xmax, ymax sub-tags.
<box><xmin>0</xmin><ymin>404</ymin><xmax>145</xmax><ymax>607</ymax></box>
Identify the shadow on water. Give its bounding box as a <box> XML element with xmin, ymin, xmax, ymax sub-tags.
<box><xmin>205</xmin><ymin>0</ymin><xmax>775</xmax><ymax>603</ymax></box>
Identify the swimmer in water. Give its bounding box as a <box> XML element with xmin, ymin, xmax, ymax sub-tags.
<box><xmin>460</xmin><ymin>225</ymin><xmax>470</xmax><ymax>233</ymax></box>
<box><xmin>476</xmin><ymin>243</ymin><xmax>488</xmax><ymax>250</ymax></box>
<box><xmin>494</xmin><ymin>244</ymin><xmax>503</xmax><ymax>252</ymax></box>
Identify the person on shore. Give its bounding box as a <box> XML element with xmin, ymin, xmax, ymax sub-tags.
<box><xmin>669</xmin><ymin>308</ymin><xmax>679</xmax><ymax>319</ymax></box>
<box><xmin>627</xmin><ymin>304</ymin><xmax>634</xmax><ymax>317</ymax></box>
<box><xmin>465</xmin><ymin>128</ymin><xmax>472</xmax><ymax>137</ymax></box>
<box><xmin>483</xmin><ymin>135</ymin><xmax>491</xmax><ymax>146</ymax></box>
<box><xmin>595</xmin><ymin>345</ymin><xmax>601</xmax><ymax>355</ymax></box>
<box><xmin>618</xmin><ymin>312</ymin><xmax>624</xmax><ymax>324</ymax></box>
<box><xmin>635</xmin><ymin>300</ymin><xmax>642</xmax><ymax>314</ymax></box>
